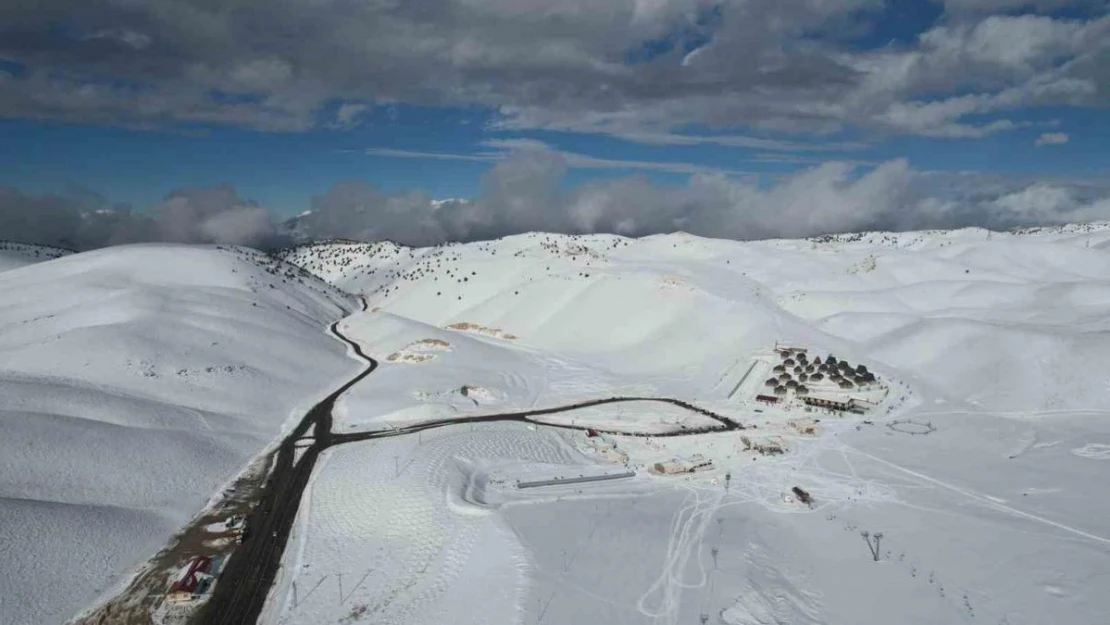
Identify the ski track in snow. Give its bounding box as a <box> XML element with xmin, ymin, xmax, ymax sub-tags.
<box><xmin>845</xmin><ymin>446</ymin><xmax>1110</xmax><ymax>547</ymax></box>
<box><xmin>636</xmin><ymin>486</ymin><xmax>722</xmax><ymax>625</ymax></box>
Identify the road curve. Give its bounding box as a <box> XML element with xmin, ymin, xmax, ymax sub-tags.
<box><xmin>197</xmin><ymin>301</ymin><xmax>378</xmax><ymax>625</ymax></box>
<box><xmin>199</xmin><ymin>299</ymin><xmax>744</xmax><ymax>624</ymax></box>
<box><xmin>333</xmin><ymin>396</ymin><xmax>743</xmax><ymax>446</ymax></box>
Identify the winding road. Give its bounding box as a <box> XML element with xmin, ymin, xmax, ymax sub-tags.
<box><xmin>199</xmin><ymin>299</ymin><xmax>744</xmax><ymax>625</ymax></box>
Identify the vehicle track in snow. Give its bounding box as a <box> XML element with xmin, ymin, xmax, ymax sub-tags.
<box><xmin>199</xmin><ymin>297</ymin><xmax>745</xmax><ymax>625</ymax></box>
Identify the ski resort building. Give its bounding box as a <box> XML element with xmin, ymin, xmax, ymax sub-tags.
<box><xmin>585</xmin><ymin>435</ymin><xmax>629</xmax><ymax>465</ymax></box>
<box><xmin>166</xmin><ymin>555</ymin><xmax>212</xmax><ymax>603</ymax></box>
<box><xmin>651</xmin><ymin>455</ymin><xmax>713</xmax><ymax>475</ymax></box>
<box><xmin>755</xmin><ymin>394</ymin><xmax>779</xmax><ymax>404</ymax></box>
<box><xmin>801</xmin><ymin>395</ymin><xmax>867</xmax><ymax>414</ymax></box>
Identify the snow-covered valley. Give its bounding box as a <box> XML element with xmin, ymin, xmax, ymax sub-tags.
<box><xmin>4</xmin><ymin>224</ymin><xmax>1110</xmax><ymax>625</ymax></box>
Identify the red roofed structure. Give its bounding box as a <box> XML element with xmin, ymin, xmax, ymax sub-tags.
<box><xmin>167</xmin><ymin>555</ymin><xmax>212</xmax><ymax>603</ymax></box>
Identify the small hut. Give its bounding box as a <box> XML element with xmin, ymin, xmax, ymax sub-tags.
<box><xmin>765</xmin><ymin>378</ymin><xmax>779</xmax><ymax>388</ymax></box>
<box><xmin>786</xmin><ymin>379</ymin><xmax>799</xmax><ymax>389</ymax></box>
<box><xmin>856</xmin><ymin>364</ymin><xmax>868</xmax><ymax>375</ymax></box>
<box><xmin>799</xmin><ymin>373</ymin><xmax>809</xmax><ymax>383</ymax></box>
<box><xmin>839</xmin><ymin>380</ymin><xmax>854</xmax><ymax>389</ymax></box>
<box><xmin>810</xmin><ymin>372</ymin><xmax>824</xmax><ymax>381</ymax></box>
<box><xmin>805</xmin><ymin>364</ymin><xmax>815</xmax><ymax>373</ymax></box>
<box><xmin>826</xmin><ymin>355</ymin><xmax>838</xmax><ymax>365</ymax></box>
<box><xmin>796</xmin><ymin>385</ymin><xmax>810</xmax><ymax>395</ymax></box>
<box><xmin>784</xmin><ymin>358</ymin><xmax>796</xmax><ymax>367</ymax></box>
<box><xmin>793</xmin><ymin>366</ymin><xmax>804</xmax><ymax>374</ymax></box>
<box><xmin>773</xmin><ymin>385</ymin><xmax>787</xmax><ymax>396</ymax></box>
<box><xmin>772</xmin><ymin>364</ymin><xmax>786</xmax><ymax>373</ymax></box>
<box><xmin>813</xmin><ymin>356</ymin><xmax>822</xmax><ymax>365</ymax></box>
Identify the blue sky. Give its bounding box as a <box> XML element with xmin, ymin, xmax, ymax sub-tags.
<box><xmin>1</xmin><ymin>0</ymin><xmax>1108</xmax><ymax>245</ymax></box>
<box><xmin>3</xmin><ymin>104</ymin><xmax>1104</xmax><ymax>219</ymax></box>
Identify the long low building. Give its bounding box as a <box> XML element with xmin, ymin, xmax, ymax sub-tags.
<box><xmin>801</xmin><ymin>395</ymin><xmax>867</xmax><ymax>414</ymax></box>
<box><xmin>651</xmin><ymin>455</ymin><xmax>714</xmax><ymax>475</ymax></box>
<box><xmin>517</xmin><ymin>471</ymin><xmax>635</xmax><ymax>489</ymax></box>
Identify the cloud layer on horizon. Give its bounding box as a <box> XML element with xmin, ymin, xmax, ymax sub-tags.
<box><xmin>4</xmin><ymin>148</ymin><xmax>1110</xmax><ymax>251</ymax></box>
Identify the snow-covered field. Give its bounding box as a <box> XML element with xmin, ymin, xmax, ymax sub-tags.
<box><xmin>269</xmin><ymin>225</ymin><xmax>1110</xmax><ymax>625</ymax></box>
<box><xmin>0</xmin><ymin>244</ymin><xmax>359</xmax><ymax>625</ymax></box>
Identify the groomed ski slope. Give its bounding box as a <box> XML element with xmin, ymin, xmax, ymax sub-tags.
<box><xmin>0</xmin><ymin>244</ymin><xmax>360</xmax><ymax>625</ymax></box>
<box><xmin>269</xmin><ymin>225</ymin><xmax>1110</xmax><ymax>625</ymax></box>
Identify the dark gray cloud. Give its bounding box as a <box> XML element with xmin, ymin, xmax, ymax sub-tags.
<box><xmin>1</xmin><ymin>1</ymin><xmax>1105</xmax><ymax>138</ymax></box>
<box><xmin>0</xmin><ymin>183</ymin><xmax>281</xmax><ymax>250</ymax></box>
<box><xmin>4</xmin><ymin>148</ymin><xmax>1110</xmax><ymax>251</ymax></box>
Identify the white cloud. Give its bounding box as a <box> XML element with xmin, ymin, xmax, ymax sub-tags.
<box><xmin>329</xmin><ymin>103</ymin><xmax>370</xmax><ymax>130</ymax></box>
<box><xmin>607</xmin><ymin>132</ymin><xmax>870</xmax><ymax>152</ymax></box>
<box><xmin>1035</xmin><ymin>131</ymin><xmax>1069</xmax><ymax>146</ymax></box>
<box><xmin>366</xmin><ymin>141</ymin><xmax>743</xmax><ymax>175</ymax></box>
<box><xmin>294</xmin><ymin>148</ymin><xmax>1110</xmax><ymax>246</ymax></box>
<box><xmin>364</xmin><ymin>148</ymin><xmax>501</xmax><ymax>162</ymax></box>
<box><xmin>919</xmin><ymin>15</ymin><xmax>1083</xmax><ymax>73</ymax></box>
<box><xmin>199</xmin><ymin>205</ymin><xmax>274</xmax><ymax>246</ymax></box>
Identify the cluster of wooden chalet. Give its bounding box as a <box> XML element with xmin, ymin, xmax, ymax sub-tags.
<box><xmin>763</xmin><ymin>347</ymin><xmax>876</xmax><ymax>398</ymax></box>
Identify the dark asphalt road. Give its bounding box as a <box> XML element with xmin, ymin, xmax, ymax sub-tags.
<box><xmin>199</xmin><ymin>300</ymin><xmax>744</xmax><ymax>624</ymax></box>
<box><xmin>197</xmin><ymin>300</ymin><xmax>377</xmax><ymax>625</ymax></box>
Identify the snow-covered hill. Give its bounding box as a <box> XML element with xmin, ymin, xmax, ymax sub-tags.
<box><xmin>0</xmin><ymin>245</ymin><xmax>359</xmax><ymax>625</ymax></box>
<box><xmin>279</xmin><ymin>226</ymin><xmax>1110</xmax><ymax>415</ymax></box>
<box><xmin>0</xmin><ymin>240</ymin><xmax>73</xmax><ymax>272</ymax></box>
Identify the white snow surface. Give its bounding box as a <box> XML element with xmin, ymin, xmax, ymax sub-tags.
<box><xmin>0</xmin><ymin>244</ymin><xmax>359</xmax><ymax>625</ymax></box>
<box><xmin>271</xmin><ymin>227</ymin><xmax>1110</xmax><ymax>625</ymax></box>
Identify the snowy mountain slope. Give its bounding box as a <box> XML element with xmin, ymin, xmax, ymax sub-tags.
<box><xmin>0</xmin><ymin>241</ymin><xmax>73</xmax><ymax>272</ymax></box>
<box><xmin>285</xmin><ymin>233</ymin><xmax>857</xmax><ymax>389</ymax></box>
<box><xmin>0</xmin><ymin>244</ymin><xmax>360</xmax><ymax>625</ymax></box>
<box><xmin>271</xmin><ymin>226</ymin><xmax>1110</xmax><ymax>625</ymax></box>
